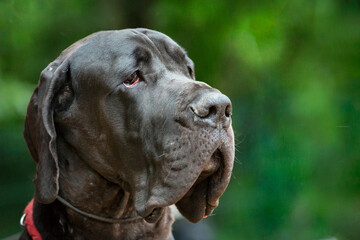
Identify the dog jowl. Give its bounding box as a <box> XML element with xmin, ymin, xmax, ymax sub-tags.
<box><xmin>22</xmin><ymin>28</ymin><xmax>234</xmax><ymax>240</ymax></box>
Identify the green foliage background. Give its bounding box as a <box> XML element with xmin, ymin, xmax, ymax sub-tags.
<box><xmin>0</xmin><ymin>0</ymin><xmax>359</xmax><ymax>239</ymax></box>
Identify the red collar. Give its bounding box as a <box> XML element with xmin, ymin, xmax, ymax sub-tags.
<box><xmin>22</xmin><ymin>199</ymin><xmax>42</xmax><ymax>240</ymax></box>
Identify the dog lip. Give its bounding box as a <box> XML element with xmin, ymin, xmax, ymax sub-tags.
<box><xmin>197</xmin><ymin>148</ymin><xmax>222</xmax><ymax>182</ymax></box>
<box><xmin>204</xmin><ymin>160</ymin><xmax>222</xmax><ymax>216</ymax></box>
<box><xmin>175</xmin><ymin>143</ymin><xmax>233</xmax><ymax>222</ymax></box>
<box><xmin>174</xmin><ymin>171</ymin><xmax>217</xmax><ymax>222</ymax></box>
<box><xmin>205</xmin><ymin>202</ymin><xmax>217</xmax><ymax>216</ymax></box>
<box><xmin>205</xmin><ymin>149</ymin><xmax>222</xmax><ymax>172</ymax></box>
<box><xmin>174</xmin><ymin>160</ymin><xmax>222</xmax><ymax>221</ymax></box>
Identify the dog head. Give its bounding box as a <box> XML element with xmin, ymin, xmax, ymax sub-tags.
<box><xmin>24</xmin><ymin>28</ymin><xmax>234</xmax><ymax>223</ymax></box>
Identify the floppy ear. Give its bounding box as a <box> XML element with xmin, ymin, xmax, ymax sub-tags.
<box><xmin>24</xmin><ymin>60</ymin><xmax>70</xmax><ymax>204</ymax></box>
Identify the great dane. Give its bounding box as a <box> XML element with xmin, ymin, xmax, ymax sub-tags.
<box><xmin>20</xmin><ymin>28</ymin><xmax>234</xmax><ymax>240</ymax></box>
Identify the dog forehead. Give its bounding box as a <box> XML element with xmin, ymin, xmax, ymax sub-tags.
<box><xmin>74</xmin><ymin>29</ymin><xmax>187</xmax><ymax>67</ymax></box>
<box><xmin>135</xmin><ymin>28</ymin><xmax>187</xmax><ymax>57</ymax></box>
<box><xmin>67</xmin><ymin>29</ymin><xmax>190</xmax><ymax>85</ymax></box>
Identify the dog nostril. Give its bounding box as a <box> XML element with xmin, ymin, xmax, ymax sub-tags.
<box><xmin>190</xmin><ymin>105</ymin><xmax>215</xmax><ymax>119</ymax></box>
<box><xmin>225</xmin><ymin>105</ymin><xmax>232</xmax><ymax>118</ymax></box>
<box><xmin>207</xmin><ymin>106</ymin><xmax>217</xmax><ymax>118</ymax></box>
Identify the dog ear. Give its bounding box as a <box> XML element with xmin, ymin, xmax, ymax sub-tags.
<box><xmin>24</xmin><ymin>60</ymin><xmax>70</xmax><ymax>204</ymax></box>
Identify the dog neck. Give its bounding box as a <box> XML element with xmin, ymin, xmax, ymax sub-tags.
<box><xmin>32</xmin><ymin>138</ymin><xmax>173</xmax><ymax>240</ymax></box>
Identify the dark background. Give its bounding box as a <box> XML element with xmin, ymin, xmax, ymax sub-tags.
<box><xmin>0</xmin><ymin>0</ymin><xmax>359</xmax><ymax>239</ymax></box>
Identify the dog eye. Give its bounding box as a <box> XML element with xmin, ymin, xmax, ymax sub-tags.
<box><xmin>123</xmin><ymin>71</ymin><xmax>140</xmax><ymax>87</ymax></box>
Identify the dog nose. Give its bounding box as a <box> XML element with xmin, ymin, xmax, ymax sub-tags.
<box><xmin>190</xmin><ymin>91</ymin><xmax>232</xmax><ymax>129</ymax></box>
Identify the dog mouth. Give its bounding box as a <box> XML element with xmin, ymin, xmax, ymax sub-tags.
<box><xmin>141</xmin><ymin>149</ymin><xmax>224</xmax><ymax>223</ymax></box>
<box><xmin>137</xmin><ymin>143</ymin><xmax>234</xmax><ymax>224</ymax></box>
<box><xmin>174</xmin><ymin>148</ymin><xmax>225</xmax><ymax>223</ymax></box>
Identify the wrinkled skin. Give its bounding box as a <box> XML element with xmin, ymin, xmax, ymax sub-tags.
<box><xmin>21</xmin><ymin>29</ymin><xmax>234</xmax><ymax>240</ymax></box>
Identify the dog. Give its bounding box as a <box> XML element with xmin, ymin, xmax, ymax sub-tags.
<box><xmin>20</xmin><ymin>28</ymin><xmax>234</xmax><ymax>240</ymax></box>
